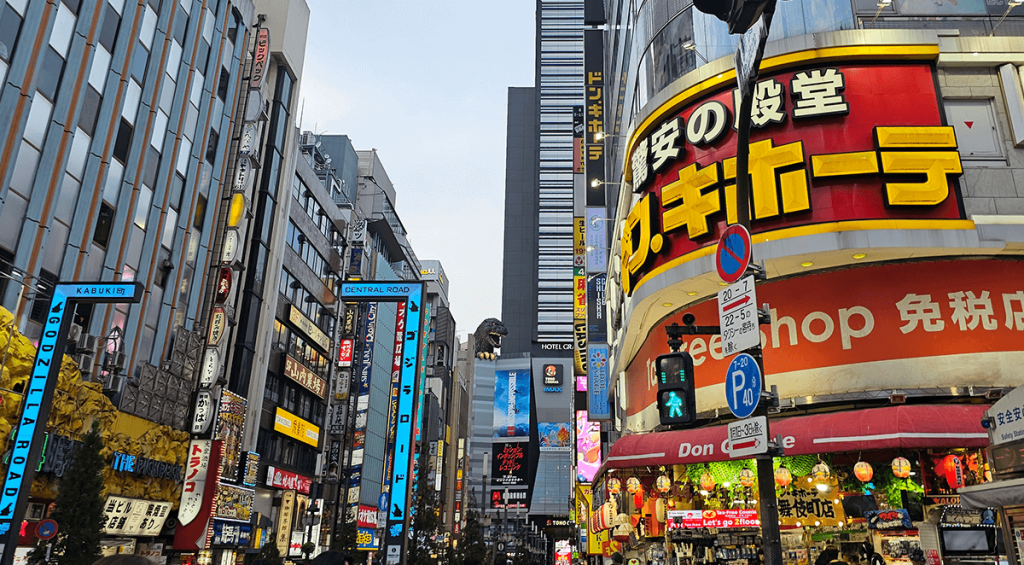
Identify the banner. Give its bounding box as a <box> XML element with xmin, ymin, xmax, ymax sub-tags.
<box><xmin>588</xmin><ymin>344</ymin><xmax>611</xmax><ymax>421</ymax></box>
<box><xmin>576</xmin><ymin>410</ymin><xmax>601</xmax><ymax>483</ymax></box>
<box><xmin>538</xmin><ymin>423</ymin><xmax>572</xmax><ymax>451</ymax></box>
<box><xmin>625</xmin><ymin>259</ymin><xmax>1024</xmax><ymax>418</ymax></box>
<box><xmin>493</xmin><ymin>369</ymin><xmax>531</xmax><ymax>438</ymax></box>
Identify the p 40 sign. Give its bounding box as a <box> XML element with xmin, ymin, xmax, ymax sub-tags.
<box><xmin>0</xmin><ymin>282</ymin><xmax>143</xmax><ymax>564</ymax></box>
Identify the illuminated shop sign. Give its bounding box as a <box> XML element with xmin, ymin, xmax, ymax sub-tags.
<box><xmin>266</xmin><ymin>465</ymin><xmax>312</xmax><ymax>494</ymax></box>
<box><xmin>491</xmin><ymin>443</ymin><xmax>529</xmax><ymax>486</ymax></box>
<box><xmin>111</xmin><ymin>452</ymin><xmax>183</xmax><ymax>481</ymax></box>
<box><xmin>178</xmin><ymin>440</ymin><xmax>213</xmax><ymax>526</ymax></box>
<box><xmin>284</xmin><ymin>354</ymin><xmax>328</xmax><ymax>399</ymax></box>
<box><xmin>214</xmin><ymin>483</ymin><xmax>255</xmax><ymax>522</ymax></box>
<box><xmin>338</xmin><ymin>338</ymin><xmax>354</xmax><ymax>366</ymax></box>
<box><xmin>274</xmin><ymin>407</ymin><xmax>320</xmax><ymax>447</ymax></box>
<box><xmin>102</xmin><ymin>496</ymin><xmax>172</xmax><ymax>536</ymax></box>
<box><xmin>622</xmin><ymin>61</ymin><xmax>964</xmax><ymax>296</ymax></box>
<box><xmin>250</xmin><ymin>28</ymin><xmax>270</xmax><ymax>88</ymax></box>
<box><xmin>588</xmin><ymin>345</ymin><xmax>610</xmax><ymax>421</ymax></box>
<box><xmin>666</xmin><ymin>509</ymin><xmax>759</xmax><ymax>529</ymax></box>
<box><xmin>289</xmin><ymin>305</ymin><xmax>330</xmax><ymax>351</ymax></box>
<box><xmin>625</xmin><ymin>259</ymin><xmax>1024</xmax><ymax>419</ymax></box>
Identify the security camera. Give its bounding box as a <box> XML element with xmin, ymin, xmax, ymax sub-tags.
<box><xmin>682</xmin><ymin>312</ymin><xmax>696</xmax><ymax>326</ymax></box>
<box><xmin>981</xmin><ymin>416</ymin><xmax>996</xmax><ymax>429</ymax></box>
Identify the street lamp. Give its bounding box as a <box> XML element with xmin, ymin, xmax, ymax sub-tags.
<box><xmin>592</xmin><ymin>131</ymin><xmax>628</xmax><ymax>141</ymax></box>
<box><xmin>590</xmin><ymin>179</ymin><xmax>621</xmax><ymax>188</ymax></box>
<box><xmin>682</xmin><ymin>39</ymin><xmax>708</xmax><ymax>63</ymax></box>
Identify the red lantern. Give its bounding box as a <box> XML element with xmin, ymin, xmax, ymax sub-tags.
<box><xmin>854</xmin><ymin>461</ymin><xmax>874</xmax><ymax>482</ymax></box>
<box><xmin>944</xmin><ymin>455</ymin><xmax>964</xmax><ymax>489</ymax></box>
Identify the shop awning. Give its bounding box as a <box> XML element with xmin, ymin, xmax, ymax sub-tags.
<box><xmin>597</xmin><ymin>404</ymin><xmax>989</xmax><ymax>479</ymax></box>
<box><xmin>958</xmin><ymin>477</ymin><xmax>1024</xmax><ymax>509</ymax></box>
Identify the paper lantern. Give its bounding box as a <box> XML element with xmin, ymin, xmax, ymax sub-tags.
<box><xmin>854</xmin><ymin>461</ymin><xmax>874</xmax><ymax>482</ymax></box>
<box><xmin>812</xmin><ymin>462</ymin><xmax>831</xmax><ymax>482</ymax></box>
<box><xmin>944</xmin><ymin>455</ymin><xmax>964</xmax><ymax>489</ymax></box>
<box><xmin>699</xmin><ymin>472</ymin><xmax>716</xmax><ymax>492</ymax></box>
<box><xmin>607</xmin><ymin>478</ymin><xmax>621</xmax><ymax>495</ymax></box>
<box><xmin>739</xmin><ymin>468</ymin><xmax>755</xmax><ymax>487</ymax></box>
<box><xmin>892</xmin><ymin>457</ymin><xmax>912</xmax><ymax>479</ymax></box>
<box><xmin>626</xmin><ymin>477</ymin><xmax>642</xmax><ymax>494</ymax></box>
<box><xmin>656</xmin><ymin>475</ymin><xmax>672</xmax><ymax>494</ymax></box>
<box><xmin>775</xmin><ymin>467</ymin><xmax>792</xmax><ymax>488</ymax></box>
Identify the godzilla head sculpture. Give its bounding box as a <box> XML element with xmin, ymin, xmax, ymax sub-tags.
<box><xmin>474</xmin><ymin>318</ymin><xmax>507</xmax><ymax>360</ymax></box>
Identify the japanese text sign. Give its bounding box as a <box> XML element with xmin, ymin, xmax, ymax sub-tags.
<box><xmin>622</xmin><ymin>62</ymin><xmax>963</xmax><ymax>296</ymax></box>
<box><xmin>177</xmin><ymin>440</ymin><xmax>212</xmax><ymax>526</ymax></box>
<box><xmin>284</xmin><ymin>354</ymin><xmax>328</xmax><ymax>399</ymax></box>
<box><xmin>102</xmin><ymin>496</ymin><xmax>171</xmax><ymax>536</ymax></box>
<box><xmin>778</xmin><ymin>484</ymin><xmax>847</xmax><ymax>527</ymax></box>
<box><xmin>266</xmin><ymin>465</ymin><xmax>312</xmax><ymax>494</ymax></box>
<box><xmin>666</xmin><ymin>509</ymin><xmax>759</xmax><ymax>529</ymax></box>
<box><xmin>274</xmin><ymin>407</ymin><xmax>320</xmax><ymax>447</ymax></box>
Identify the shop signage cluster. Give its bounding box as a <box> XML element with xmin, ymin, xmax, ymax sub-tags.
<box><xmin>102</xmin><ymin>496</ymin><xmax>171</xmax><ymax>536</ymax></box>
<box><xmin>111</xmin><ymin>451</ymin><xmax>183</xmax><ymax>482</ymax></box>
<box><xmin>666</xmin><ymin>509</ymin><xmax>759</xmax><ymax>529</ymax></box>
<box><xmin>621</xmin><ymin>63</ymin><xmax>964</xmax><ymax>296</ymax></box>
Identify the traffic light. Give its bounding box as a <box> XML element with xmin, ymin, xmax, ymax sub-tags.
<box><xmin>692</xmin><ymin>0</ymin><xmax>774</xmax><ymax>34</ymax></box>
<box><xmin>655</xmin><ymin>352</ymin><xmax>696</xmax><ymax>426</ymax></box>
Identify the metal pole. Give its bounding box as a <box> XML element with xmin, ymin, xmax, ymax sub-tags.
<box><xmin>732</xmin><ymin>4</ymin><xmax>784</xmax><ymax>564</ymax></box>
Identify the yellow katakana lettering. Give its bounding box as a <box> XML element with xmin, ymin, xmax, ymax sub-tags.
<box><xmin>661</xmin><ymin>163</ymin><xmax>721</xmax><ymax>238</ymax></box>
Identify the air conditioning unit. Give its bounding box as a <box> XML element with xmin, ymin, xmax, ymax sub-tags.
<box><xmin>103</xmin><ymin>375</ymin><xmax>123</xmax><ymax>394</ymax></box>
<box><xmin>112</xmin><ymin>351</ymin><xmax>127</xmax><ymax>372</ymax></box>
<box><xmin>68</xmin><ymin>323</ymin><xmax>83</xmax><ymax>344</ymax></box>
<box><xmin>78</xmin><ymin>354</ymin><xmax>95</xmax><ymax>374</ymax></box>
<box><xmin>79</xmin><ymin>334</ymin><xmax>98</xmax><ymax>352</ymax></box>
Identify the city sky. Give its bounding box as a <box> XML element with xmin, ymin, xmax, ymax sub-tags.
<box><xmin>299</xmin><ymin>1</ymin><xmax>536</xmax><ymax>341</ymax></box>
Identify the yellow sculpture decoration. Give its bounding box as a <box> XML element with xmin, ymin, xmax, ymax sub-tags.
<box><xmin>0</xmin><ymin>308</ymin><xmax>190</xmax><ymax>506</ymax></box>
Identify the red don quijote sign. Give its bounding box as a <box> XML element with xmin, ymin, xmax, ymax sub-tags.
<box><xmin>625</xmin><ymin>259</ymin><xmax>1024</xmax><ymax>417</ymax></box>
<box><xmin>622</xmin><ymin>61</ymin><xmax>964</xmax><ymax>295</ymax></box>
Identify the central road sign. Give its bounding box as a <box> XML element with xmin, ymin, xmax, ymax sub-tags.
<box><xmin>726</xmin><ymin>352</ymin><xmax>762</xmax><ymax>419</ymax></box>
<box><xmin>716</xmin><ymin>224</ymin><xmax>752</xmax><ymax>284</ymax></box>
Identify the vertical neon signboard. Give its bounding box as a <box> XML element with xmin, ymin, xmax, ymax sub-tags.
<box><xmin>0</xmin><ymin>282</ymin><xmax>142</xmax><ymax>563</ymax></box>
<box><xmin>339</xmin><ymin>282</ymin><xmax>424</xmax><ymax>565</ymax></box>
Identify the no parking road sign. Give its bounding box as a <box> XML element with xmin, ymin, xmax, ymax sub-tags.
<box><xmin>716</xmin><ymin>224</ymin><xmax>751</xmax><ymax>284</ymax></box>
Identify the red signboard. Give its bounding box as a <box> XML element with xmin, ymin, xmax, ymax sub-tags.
<box><xmin>622</xmin><ymin>62</ymin><xmax>964</xmax><ymax>295</ymax></box>
<box><xmin>251</xmin><ymin>28</ymin><xmax>270</xmax><ymax>88</ymax></box>
<box><xmin>338</xmin><ymin>338</ymin><xmax>354</xmax><ymax>367</ymax></box>
<box><xmin>625</xmin><ymin>259</ymin><xmax>1024</xmax><ymax>417</ymax></box>
<box><xmin>174</xmin><ymin>440</ymin><xmax>223</xmax><ymax>550</ymax></box>
<box><xmin>667</xmin><ymin>509</ymin><xmax>759</xmax><ymax>529</ymax></box>
<box><xmin>357</xmin><ymin>504</ymin><xmax>378</xmax><ymax>529</ymax></box>
<box><xmin>266</xmin><ymin>465</ymin><xmax>312</xmax><ymax>494</ymax></box>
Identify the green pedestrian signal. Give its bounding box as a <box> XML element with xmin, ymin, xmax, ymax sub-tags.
<box><xmin>656</xmin><ymin>352</ymin><xmax>696</xmax><ymax>426</ymax></box>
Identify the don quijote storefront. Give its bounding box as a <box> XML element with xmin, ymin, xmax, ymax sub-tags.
<box><xmin>593</xmin><ymin>35</ymin><xmax>1024</xmax><ymax>565</ymax></box>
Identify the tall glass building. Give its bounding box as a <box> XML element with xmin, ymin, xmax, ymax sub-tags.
<box><xmin>503</xmin><ymin>0</ymin><xmax>585</xmax><ymax>354</ymax></box>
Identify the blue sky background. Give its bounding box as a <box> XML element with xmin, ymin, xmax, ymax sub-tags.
<box><xmin>300</xmin><ymin>1</ymin><xmax>536</xmax><ymax>340</ymax></box>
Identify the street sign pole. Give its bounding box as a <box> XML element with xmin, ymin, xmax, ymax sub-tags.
<box><xmin>731</xmin><ymin>3</ymin><xmax>783</xmax><ymax>565</ymax></box>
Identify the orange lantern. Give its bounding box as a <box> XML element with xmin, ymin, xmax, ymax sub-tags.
<box><xmin>699</xmin><ymin>472</ymin><xmax>716</xmax><ymax>492</ymax></box>
<box><xmin>656</xmin><ymin>475</ymin><xmax>672</xmax><ymax>494</ymax></box>
<box><xmin>944</xmin><ymin>455</ymin><xmax>964</xmax><ymax>489</ymax></box>
<box><xmin>626</xmin><ymin>477</ymin><xmax>641</xmax><ymax>494</ymax></box>
<box><xmin>607</xmin><ymin>478</ymin><xmax>622</xmax><ymax>495</ymax></box>
<box><xmin>739</xmin><ymin>469</ymin><xmax>755</xmax><ymax>488</ymax></box>
<box><xmin>854</xmin><ymin>461</ymin><xmax>874</xmax><ymax>482</ymax></box>
<box><xmin>892</xmin><ymin>457</ymin><xmax>912</xmax><ymax>479</ymax></box>
<box><xmin>775</xmin><ymin>467</ymin><xmax>792</xmax><ymax>488</ymax></box>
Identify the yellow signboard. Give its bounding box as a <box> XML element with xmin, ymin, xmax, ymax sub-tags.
<box><xmin>274</xmin><ymin>407</ymin><xmax>320</xmax><ymax>447</ymax></box>
<box><xmin>289</xmin><ymin>306</ymin><xmax>330</xmax><ymax>351</ymax></box>
<box><xmin>777</xmin><ymin>481</ymin><xmax>847</xmax><ymax>527</ymax></box>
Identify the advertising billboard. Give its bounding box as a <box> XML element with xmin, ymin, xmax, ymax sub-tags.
<box><xmin>588</xmin><ymin>345</ymin><xmax>611</xmax><ymax>421</ymax></box>
<box><xmin>538</xmin><ymin>423</ymin><xmax>572</xmax><ymax>451</ymax></box>
<box><xmin>490</xmin><ymin>442</ymin><xmax>529</xmax><ymax>487</ymax></box>
<box><xmin>576</xmin><ymin>410</ymin><xmax>601</xmax><ymax>483</ymax></box>
<box><xmin>493</xmin><ymin>369</ymin><xmax>531</xmax><ymax>438</ymax></box>
<box><xmin>621</xmin><ymin>60</ymin><xmax>965</xmax><ymax>296</ymax></box>
<box><xmin>624</xmin><ymin>259</ymin><xmax>1024</xmax><ymax>424</ymax></box>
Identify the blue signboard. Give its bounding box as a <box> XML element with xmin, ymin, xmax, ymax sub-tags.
<box><xmin>725</xmin><ymin>353</ymin><xmax>761</xmax><ymax>419</ymax></box>
<box><xmin>0</xmin><ymin>282</ymin><xmax>141</xmax><ymax>560</ymax></box>
<box><xmin>588</xmin><ymin>344</ymin><xmax>611</xmax><ymax>421</ymax></box>
<box><xmin>340</xmin><ymin>282</ymin><xmax>426</xmax><ymax>562</ymax></box>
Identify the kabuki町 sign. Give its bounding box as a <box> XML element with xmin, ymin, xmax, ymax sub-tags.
<box><xmin>622</xmin><ymin>61</ymin><xmax>964</xmax><ymax>296</ymax></box>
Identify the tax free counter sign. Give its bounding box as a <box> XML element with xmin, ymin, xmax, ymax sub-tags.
<box><xmin>621</xmin><ymin>58</ymin><xmax>965</xmax><ymax>295</ymax></box>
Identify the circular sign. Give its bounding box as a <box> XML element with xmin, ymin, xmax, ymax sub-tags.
<box><xmin>716</xmin><ymin>224</ymin><xmax>752</xmax><ymax>284</ymax></box>
<box><xmin>725</xmin><ymin>352</ymin><xmax>762</xmax><ymax>419</ymax></box>
<box><xmin>36</xmin><ymin>519</ymin><xmax>57</xmax><ymax>540</ymax></box>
